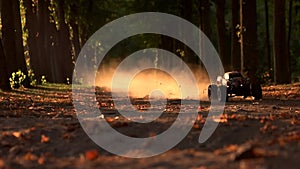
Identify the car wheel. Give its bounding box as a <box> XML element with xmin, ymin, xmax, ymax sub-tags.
<box><xmin>251</xmin><ymin>83</ymin><xmax>262</xmax><ymax>100</ymax></box>
<box><xmin>218</xmin><ymin>85</ymin><xmax>228</xmax><ymax>102</ymax></box>
<box><xmin>243</xmin><ymin>84</ymin><xmax>251</xmax><ymax>99</ymax></box>
<box><xmin>208</xmin><ymin>84</ymin><xmax>218</xmax><ymax>100</ymax></box>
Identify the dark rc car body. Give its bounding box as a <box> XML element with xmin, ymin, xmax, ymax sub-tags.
<box><xmin>208</xmin><ymin>71</ymin><xmax>262</xmax><ymax>101</ymax></box>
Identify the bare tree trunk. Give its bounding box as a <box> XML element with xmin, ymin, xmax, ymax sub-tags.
<box><xmin>287</xmin><ymin>0</ymin><xmax>293</xmax><ymax>50</ymax></box>
<box><xmin>198</xmin><ymin>0</ymin><xmax>211</xmax><ymax>70</ymax></box>
<box><xmin>239</xmin><ymin>0</ymin><xmax>244</xmax><ymax>73</ymax></box>
<box><xmin>36</xmin><ymin>0</ymin><xmax>46</xmax><ymax>78</ymax></box>
<box><xmin>231</xmin><ymin>0</ymin><xmax>241</xmax><ymax>71</ymax></box>
<box><xmin>1</xmin><ymin>0</ymin><xmax>29</xmax><ymax>87</ymax></box>
<box><xmin>24</xmin><ymin>0</ymin><xmax>40</xmax><ymax>78</ymax></box>
<box><xmin>42</xmin><ymin>0</ymin><xmax>55</xmax><ymax>82</ymax></box>
<box><xmin>287</xmin><ymin>0</ymin><xmax>293</xmax><ymax>82</ymax></box>
<box><xmin>240</xmin><ymin>0</ymin><xmax>258</xmax><ymax>83</ymax></box>
<box><xmin>69</xmin><ymin>3</ymin><xmax>81</xmax><ymax>61</ymax></box>
<box><xmin>216</xmin><ymin>0</ymin><xmax>230</xmax><ymax>71</ymax></box>
<box><xmin>56</xmin><ymin>0</ymin><xmax>74</xmax><ymax>83</ymax></box>
<box><xmin>1</xmin><ymin>0</ymin><xmax>18</xmax><ymax>73</ymax></box>
<box><xmin>70</xmin><ymin>21</ymin><xmax>81</xmax><ymax>61</ymax></box>
<box><xmin>265</xmin><ymin>0</ymin><xmax>271</xmax><ymax>71</ymax></box>
<box><xmin>0</xmin><ymin>39</ymin><xmax>10</xmax><ymax>90</ymax></box>
<box><xmin>25</xmin><ymin>0</ymin><xmax>61</xmax><ymax>83</ymax></box>
<box><xmin>181</xmin><ymin>0</ymin><xmax>197</xmax><ymax>64</ymax></box>
<box><xmin>274</xmin><ymin>0</ymin><xmax>291</xmax><ymax>84</ymax></box>
<box><xmin>24</xmin><ymin>0</ymin><xmax>46</xmax><ymax>82</ymax></box>
<box><xmin>199</xmin><ymin>0</ymin><xmax>211</xmax><ymax>38</ymax></box>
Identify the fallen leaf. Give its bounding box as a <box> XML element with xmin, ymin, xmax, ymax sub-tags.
<box><xmin>24</xmin><ymin>152</ymin><xmax>38</xmax><ymax>161</ymax></box>
<box><xmin>214</xmin><ymin>144</ymin><xmax>238</xmax><ymax>155</ymax></box>
<box><xmin>63</xmin><ymin>132</ymin><xmax>72</xmax><ymax>139</ymax></box>
<box><xmin>12</xmin><ymin>132</ymin><xmax>21</xmax><ymax>138</ymax></box>
<box><xmin>0</xmin><ymin>159</ymin><xmax>4</xmax><ymax>168</ymax></box>
<box><xmin>85</xmin><ymin>149</ymin><xmax>99</xmax><ymax>161</ymax></box>
<box><xmin>38</xmin><ymin>156</ymin><xmax>45</xmax><ymax>165</ymax></box>
<box><xmin>41</xmin><ymin>134</ymin><xmax>50</xmax><ymax>143</ymax></box>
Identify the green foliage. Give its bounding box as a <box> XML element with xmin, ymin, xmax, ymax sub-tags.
<box><xmin>66</xmin><ymin>78</ymin><xmax>70</xmax><ymax>85</ymax></box>
<box><xmin>28</xmin><ymin>69</ymin><xmax>37</xmax><ymax>86</ymax></box>
<box><xmin>8</xmin><ymin>69</ymin><xmax>49</xmax><ymax>89</ymax></box>
<box><xmin>41</xmin><ymin>76</ymin><xmax>47</xmax><ymax>85</ymax></box>
<box><xmin>176</xmin><ymin>49</ymin><xmax>185</xmax><ymax>58</ymax></box>
<box><xmin>9</xmin><ymin>70</ymin><xmax>26</xmax><ymax>89</ymax></box>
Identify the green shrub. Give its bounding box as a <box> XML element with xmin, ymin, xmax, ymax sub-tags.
<box><xmin>9</xmin><ymin>70</ymin><xmax>26</xmax><ymax>89</ymax></box>
<box><xmin>28</xmin><ymin>69</ymin><xmax>37</xmax><ymax>86</ymax></box>
<box><xmin>41</xmin><ymin>75</ymin><xmax>47</xmax><ymax>85</ymax></box>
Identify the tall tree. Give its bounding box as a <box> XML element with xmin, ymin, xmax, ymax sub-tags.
<box><xmin>273</xmin><ymin>0</ymin><xmax>291</xmax><ymax>84</ymax></box>
<box><xmin>199</xmin><ymin>0</ymin><xmax>212</xmax><ymax>38</ymax></box>
<box><xmin>1</xmin><ymin>0</ymin><xmax>30</xmax><ymax>87</ymax></box>
<box><xmin>231</xmin><ymin>0</ymin><xmax>241</xmax><ymax>70</ymax></box>
<box><xmin>198</xmin><ymin>0</ymin><xmax>212</xmax><ymax>70</ymax></box>
<box><xmin>24</xmin><ymin>0</ymin><xmax>49</xmax><ymax>82</ymax></box>
<box><xmin>215</xmin><ymin>0</ymin><xmax>230</xmax><ymax>71</ymax></box>
<box><xmin>0</xmin><ymin>39</ymin><xmax>10</xmax><ymax>90</ymax></box>
<box><xmin>240</xmin><ymin>0</ymin><xmax>258</xmax><ymax>82</ymax></box>
<box><xmin>264</xmin><ymin>0</ymin><xmax>271</xmax><ymax>71</ymax></box>
<box><xmin>69</xmin><ymin>16</ymin><xmax>81</xmax><ymax>61</ymax></box>
<box><xmin>56</xmin><ymin>0</ymin><xmax>74</xmax><ymax>83</ymax></box>
<box><xmin>24</xmin><ymin>0</ymin><xmax>40</xmax><ymax>78</ymax></box>
<box><xmin>181</xmin><ymin>0</ymin><xmax>197</xmax><ymax>64</ymax></box>
<box><xmin>287</xmin><ymin>0</ymin><xmax>293</xmax><ymax>79</ymax></box>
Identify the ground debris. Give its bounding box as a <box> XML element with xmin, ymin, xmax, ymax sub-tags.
<box><xmin>230</xmin><ymin>142</ymin><xmax>278</xmax><ymax>161</ymax></box>
<box><xmin>0</xmin><ymin>84</ymin><xmax>300</xmax><ymax>168</ymax></box>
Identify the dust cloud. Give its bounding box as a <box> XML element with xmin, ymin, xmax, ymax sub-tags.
<box><xmin>95</xmin><ymin>58</ymin><xmax>210</xmax><ymax>101</ymax></box>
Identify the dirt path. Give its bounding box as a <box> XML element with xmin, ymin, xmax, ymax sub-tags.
<box><xmin>0</xmin><ymin>84</ymin><xmax>299</xmax><ymax>169</ymax></box>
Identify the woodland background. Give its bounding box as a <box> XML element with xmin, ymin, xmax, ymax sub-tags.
<box><xmin>0</xmin><ymin>0</ymin><xmax>299</xmax><ymax>90</ymax></box>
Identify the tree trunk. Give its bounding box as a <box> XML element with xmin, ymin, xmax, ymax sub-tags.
<box><xmin>1</xmin><ymin>0</ymin><xmax>29</xmax><ymax>87</ymax></box>
<box><xmin>274</xmin><ymin>0</ymin><xmax>291</xmax><ymax>84</ymax></box>
<box><xmin>240</xmin><ymin>0</ymin><xmax>258</xmax><ymax>83</ymax></box>
<box><xmin>287</xmin><ymin>0</ymin><xmax>293</xmax><ymax>82</ymax></box>
<box><xmin>216</xmin><ymin>0</ymin><xmax>230</xmax><ymax>71</ymax></box>
<box><xmin>0</xmin><ymin>39</ymin><xmax>10</xmax><ymax>90</ymax></box>
<box><xmin>70</xmin><ymin>21</ymin><xmax>81</xmax><ymax>61</ymax></box>
<box><xmin>239</xmin><ymin>0</ymin><xmax>244</xmax><ymax>73</ymax></box>
<box><xmin>56</xmin><ymin>0</ymin><xmax>74</xmax><ymax>83</ymax></box>
<box><xmin>41</xmin><ymin>0</ymin><xmax>55</xmax><ymax>82</ymax></box>
<box><xmin>36</xmin><ymin>0</ymin><xmax>50</xmax><ymax>81</ymax></box>
<box><xmin>69</xmin><ymin>3</ymin><xmax>81</xmax><ymax>61</ymax></box>
<box><xmin>231</xmin><ymin>0</ymin><xmax>241</xmax><ymax>70</ymax></box>
<box><xmin>264</xmin><ymin>0</ymin><xmax>271</xmax><ymax>71</ymax></box>
<box><xmin>198</xmin><ymin>0</ymin><xmax>211</xmax><ymax>69</ymax></box>
<box><xmin>1</xmin><ymin>0</ymin><xmax>17</xmax><ymax>74</ymax></box>
<box><xmin>24</xmin><ymin>0</ymin><xmax>40</xmax><ymax>78</ymax></box>
<box><xmin>199</xmin><ymin>0</ymin><xmax>211</xmax><ymax>38</ymax></box>
<box><xmin>181</xmin><ymin>0</ymin><xmax>197</xmax><ymax>64</ymax></box>
<box><xmin>24</xmin><ymin>0</ymin><xmax>47</xmax><ymax>83</ymax></box>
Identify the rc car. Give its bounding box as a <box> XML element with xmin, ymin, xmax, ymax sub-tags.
<box><xmin>208</xmin><ymin>71</ymin><xmax>262</xmax><ymax>101</ymax></box>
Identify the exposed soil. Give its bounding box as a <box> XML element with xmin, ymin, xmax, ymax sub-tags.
<box><xmin>0</xmin><ymin>84</ymin><xmax>299</xmax><ymax>169</ymax></box>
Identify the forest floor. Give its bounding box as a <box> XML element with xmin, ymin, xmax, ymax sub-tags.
<box><xmin>0</xmin><ymin>83</ymin><xmax>300</xmax><ymax>169</ymax></box>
